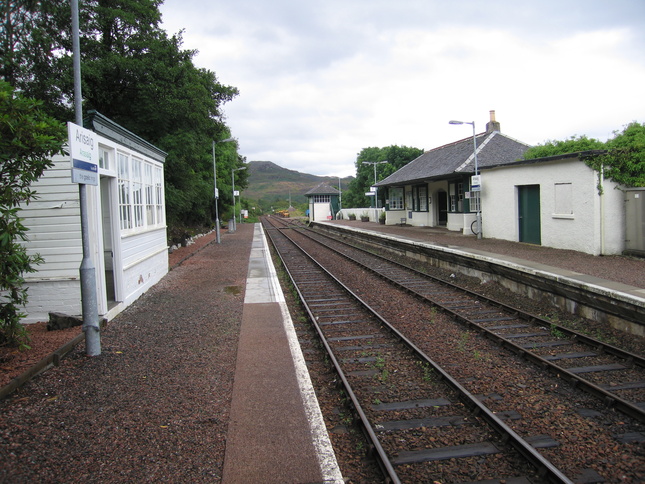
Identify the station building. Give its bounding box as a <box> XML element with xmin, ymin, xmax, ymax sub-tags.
<box><xmin>306</xmin><ymin>183</ymin><xmax>341</xmax><ymax>222</ymax></box>
<box><xmin>375</xmin><ymin>111</ymin><xmax>635</xmax><ymax>256</ymax></box>
<box><xmin>19</xmin><ymin>111</ymin><xmax>169</xmax><ymax>323</ymax></box>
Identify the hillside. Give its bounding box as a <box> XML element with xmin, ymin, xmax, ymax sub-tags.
<box><xmin>242</xmin><ymin>161</ymin><xmax>353</xmax><ymax>207</ymax></box>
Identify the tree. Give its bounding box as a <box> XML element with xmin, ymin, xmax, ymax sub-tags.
<box><xmin>344</xmin><ymin>145</ymin><xmax>423</xmax><ymax>208</ymax></box>
<box><xmin>1</xmin><ymin>0</ymin><xmax>241</xmax><ymax>230</ymax></box>
<box><xmin>523</xmin><ymin>124</ymin><xmax>645</xmax><ymax>191</ymax></box>
<box><xmin>522</xmin><ymin>135</ymin><xmax>605</xmax><ymax>160</ymax></box>
<box><xmin>0</xmin><ymin>1</ymin><xmax>72</xmax><ymax>120</ymax></box>
<box><xmin>0</xmin><ymin>81</ymin><xmax>66</xmax><ymax>347</ymax></box>
<box><xmin>588</xmin><ymin>122</ymin><xmax>645</xmax><ymax>189</ymax></box>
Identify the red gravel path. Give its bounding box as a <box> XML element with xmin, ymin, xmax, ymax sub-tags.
<box><xmin>0</xmin><ymin>225</ymin><xmax>251</xmax><ymax>482</ymax></box>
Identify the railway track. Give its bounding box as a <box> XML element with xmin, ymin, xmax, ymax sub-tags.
<box><xmin>277</xmin><ymin>217</ymin><xmax>645</xmax><ymax>423</ymax></box>
<box><xmin>263</xmin><ymin>217</ymin><xmax>575</xmax><ymax>483</ymax></box>
<box><xmin>262</xmin><ymin>216</ymin><xmax>645</xmax><ymax>482</ymax></box>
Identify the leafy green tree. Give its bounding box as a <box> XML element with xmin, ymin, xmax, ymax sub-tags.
<box><xmin>523</xmin><ymin>124</ymin><xmax>645</xmax><ymax>191</ymax></box>
<box><xmin>0</xmin><ymin>81</ymin><xmax>66</xmax><ymax>347</ymax></box>
<box><xmin>587</xmin><ymin>122</ymin><xmax>645</xmax><ymax>189</ymax></box>
<box><xmin>344</xmin><ymin>145</ymin><xmax>423</xmax><ymax>208</ymax></box>
<box><xmin>522</xmin><ymin>135</ymin><xmax>605</xmax><ymax>160</ymax></box>
<box><xmin>1</xmin><ymin>0</ymin><xmax>241</xmax><ymax>230</ymax></box>
<box><xmin>0</xmin><ymin>1</ymin><xmax>72</xmax><ymax>120</ymax></box>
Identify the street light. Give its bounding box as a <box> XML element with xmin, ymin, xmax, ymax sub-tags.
<box><xmin>213</xmin><ymin>137</ymin><xmax>235</xmax><ymax>243</ymax></box>
<box><xmin>449</xmin><ymin>120</ymin><xmax>481</xmax><ymax>239</ymax></box>
<box><xmin>232</xmin><ymin>166</ymin><xmax>246</xmax><ymax>231</ymax></box>
<box><xmin>364</xmin><ymin>160</ymin><xmax>388</xmax><ymax>208</ymax></box>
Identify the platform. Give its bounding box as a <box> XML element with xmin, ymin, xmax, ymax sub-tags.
<box><xmin>222</xmin><ymin>224</ymin><xmax>343</xmax><ymax>483</ymax></box>
<box><xmin>313</xmin><ymin>219</ymin><xmax>645</xmax><ymax>336</ymax></box>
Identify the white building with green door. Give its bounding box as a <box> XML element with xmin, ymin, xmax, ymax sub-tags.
<box><xmin>480</xmin><ymin>151</ymin><xmax>625</xmax><ymax>255</ymax></box>
<box><xmin>306</xmin><ymin>183</ymin><xmax>341</xmax><ymax>222</ymax></box>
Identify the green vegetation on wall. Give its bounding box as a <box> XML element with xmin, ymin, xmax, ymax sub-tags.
<box><xmin>523</xmin><ymin>122</ymin><xmax>645</xmax><ymax>191</ymax></box>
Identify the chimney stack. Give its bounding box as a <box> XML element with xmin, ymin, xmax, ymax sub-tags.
<box><xmin>486</xmin><ymin>109</ymin><xmax>501</xmax><ymax>133</ymax></box>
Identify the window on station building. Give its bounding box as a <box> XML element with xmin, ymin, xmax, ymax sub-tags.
<box><xmin>469</xmin><ymin>191</ymin><xmax>480</xmax><ymax>212</ymax></box>
<box><xmin>389</xmin><ymin>187</ymin><xmax>404</xmax><ymax>210</ymax></box>
<box><xmin>412</xmin><ymin>185</ymin><xmax>428</xmax><ymax>212</ymax></box>
<box><xmin>554</xmin><ymin>182</ymin><xmax>573</xmax><ymax>215</ymax></box>
<box><xmin>117</xmin><ymin>152</ymin><xmax>164</xmax><ymax>233</ymax></box>
<box><xmin>449</xmin><ymin>182</ymin><xmax>464</xmax><ymax>212</ymax></box>
<box><xmin>118</xmin><ymin>153</ymin><xmax>132</xmax><ymax>230</ymax></box>
<box><xmin>313</xmin><ymin>194</ymin><xmax>331</xmax><ymax>203</ymax></box>
<box><xmin>99</xmin><ymin>147</ymin><xmax>112</xmax><ymax>170</ymax></box>
<box><xmin>132</xmin><ymin>158</ymin><xmax>144</xmax><ymax>228</ymax></box>
<box><xmin>154</xmin><ymin>166</ymin><xmax>164</xmax><ymax>224</ymax></box>
<box><xmin>145</xmin><ymin>163</ymin><xmax>155</xmax><ymax>225</ymax></box>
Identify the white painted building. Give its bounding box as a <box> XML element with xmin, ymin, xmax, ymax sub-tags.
<box><xmin>376</xmin><ymin>111</ymin><xmax>530</xmax><ymax>233</ymax></box>
<box><xmin>20</xmin><ymin>111</ymin><xmax>168</xmax><ymax>323</ymax></box>
<box><xmin>480</xmin><ymin>152</ymin><xmax>625</xmax><ymax>255</ymax></box>
<box><xmin>373</xmin><ymin>111</ymin><xmax>631</xmax><ymax>255</ymax></box>
<box><xmin>306</xmin><ymin>183</ymin><xmax>341</xmax><ymax>222</ymax></box>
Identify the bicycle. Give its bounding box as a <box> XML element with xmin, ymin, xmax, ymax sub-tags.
<box><xmin>470</xmin><ymin>217</ymin><xmax>482</xmax><ymax>236</ymax></box>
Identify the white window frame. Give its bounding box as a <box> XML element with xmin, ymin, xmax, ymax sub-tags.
<box><xmin>413</xmin><ymin>184</ymin><xmax>428</xmax><ymax>212</ymax></box>
<box><xmin>117</xmin><ymin>152</ymin><xmax>165</xmax><ymax>234</ymax></box>
<box><xmin>553</xmin><ymin>182</ymin><xmax>574</xmax><ymax>219</ymax></box>
<box><xmin>118</xmin><ymin>152</ymin><xmax>132</xmax><ymax>231</ymax></box>
<box><xmin>389</xmin><ymin>187</ymin><xmax>404</xmax><ymax>210</ymax></box>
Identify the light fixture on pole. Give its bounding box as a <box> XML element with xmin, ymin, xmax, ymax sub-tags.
<box><xmin>449</xmin><ymin>120</ymin><xmax>481</xmax><ymax>239</ymax></box>
<box><xmin>364</xmin><ymin>160</ymin><xmax>388</xmax><ymax>208</ymax></box>
<box><xmin>232</xmin><ymin>166</ymin><xmax>246</xmax><ymax>231</ymax></box>
<box><xmin>213</xmin><ymin>137</ymin><xmax>235</xmax><ymax>243</ymax></box>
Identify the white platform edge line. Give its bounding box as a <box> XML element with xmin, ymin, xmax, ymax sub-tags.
<box><xmin>256</xmin><ymin>224</ymin><xmax>344</xmax><ymax>483</ymax></box>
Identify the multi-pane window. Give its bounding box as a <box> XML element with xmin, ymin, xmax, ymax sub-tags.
<box><xmin>313</xmin><ymin>194</ymin><xmax>330</xmax><ymax>203</ymax></box>
<box><xmin>154</xmin><ymin>166</ymin><xmax>163</xmax><ymax>224</ymax></box>
<box><xmin>389</xmin><ymin>187</ymin><xmax>404</xmax><ymax>210</ymax></box>
<box><xmin>118</xmin><ymin>153</ymin><xmax>131</xmax><ymax>230</ymax></box>
<box><xmin>132</xmin><ymin>158</ymin><xmax>144</xmax><ymax>228</ymax></box>
<box><xmin>450</xmin><ymin>182</ymin><xmax>464</xmax><ymax>212</ymax></box>
<box><xmin>99</xmin><ymin>148</ymin><xmax>111</xmax><ymax>170</ymax></box>
<box><xmin>145</xmin><ymin>163</ymin><xmax>155</xmax><ymax>225</ymax></box>
<box><xmin>469</xmin><ymin>191</ymin><xmax>481</xmax><ymax>212</ymax></box>
<box><xmin>117</xmin><ymin>152</ymin><xmax>164</xmax><ymax>232</ymax></box>
<box><xmin>412</xmin><ymin>185</ymin><xmax>428</xmax><ymax>211</ymax></box>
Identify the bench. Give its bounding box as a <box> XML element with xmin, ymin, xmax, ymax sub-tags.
<box><xmin>399</xmin><ymin>218</ymin><xmax>406</xmax><ymax>226</ymax></box>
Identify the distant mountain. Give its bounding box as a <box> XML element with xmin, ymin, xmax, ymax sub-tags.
<box><xmin>242</xmin><ymin>161</ymin><xmax>353</xmax><ymax>206</ymax></box>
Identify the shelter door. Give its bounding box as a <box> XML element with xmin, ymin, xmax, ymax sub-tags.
<box><xmin>100</xmin><ymin>176</ymin><xmax>117</xmax><ymax>307</ymax></box>
<box><xmin>518</xmin><ymin>185</ymin><xmax>541</xmax><ymax>245</ymax></box>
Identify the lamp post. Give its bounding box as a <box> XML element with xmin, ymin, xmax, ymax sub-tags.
<box><xmin>364</xmin><ymin>160</ymin><xmax>388</xmax><ymax>209</ymax></box>
<box><xmin>213</xmin><ymin>137</ymin><xmax>235</xmax><ymax>243</ymax></box>
<box><xmin>232</xmin><ymin>166</ymin><xmax>246</xmax><ymax>231</ymax></box>
<box><xmin>449</xmin><ymin>120</ymin><xmax>481</xmax><ymax>239</ymax></box>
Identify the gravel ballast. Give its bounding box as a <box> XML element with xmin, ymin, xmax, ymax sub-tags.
<box><xmin>1</xmin><ymin>220</ymin><xmax>644</xmax><ymax>483</ymax></box>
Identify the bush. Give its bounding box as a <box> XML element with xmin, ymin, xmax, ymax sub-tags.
<box><xmin>0</xmin><ymin>81</ymin><xmax>66</xmax><ymax>347</ymax></box>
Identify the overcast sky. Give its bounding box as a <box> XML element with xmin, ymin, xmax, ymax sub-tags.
<box><xmin>159</xmin><ymin>0</ymin><xmax>645</xmax><ymax>177</ymax></box>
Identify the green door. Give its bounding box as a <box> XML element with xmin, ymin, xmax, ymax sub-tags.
<box><xmin>330</xmin><ymin>195</ymin><xmax>340</xmax><ymax>219</ymax></box>
<box><xmin>518</xmin><ymin>185</ymin><xmax>541</xmax><ymax>245</ymax></box>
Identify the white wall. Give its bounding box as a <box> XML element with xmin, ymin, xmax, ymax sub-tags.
<box><xmin>482</xmin><ymin>158</ymin><xmax>624</xmax><ymax>255</ymax></box>
<box><xmin>21</xmin><ymin>155</ymin><xmax>83</xmax><ymax>280</ymax></box>
<box><xmin>309</xmin><ymin>201</ymin><xmax>333</xmax><ymax>221</ymax></box>
<box><xmin>18</xmin><ymin>132</ymin><xmax>168</xmax><ymax>323</ymax></box>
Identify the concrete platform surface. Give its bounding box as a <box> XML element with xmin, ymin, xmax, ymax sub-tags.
<box><xmin>222</xmin><ymin>225</ymin><xmax>343</xmax><ymax>483</ymax></box>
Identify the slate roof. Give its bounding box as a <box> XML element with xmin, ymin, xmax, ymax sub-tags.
<box><xmin>305</xmin><ymin>183</ymin><xmax>341</xmax><ymax>196</ymax></box>
<box><xmin>375</xmin><ymin>131</ymin><xmax>531</xmax><ymax>186</ymax></box>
